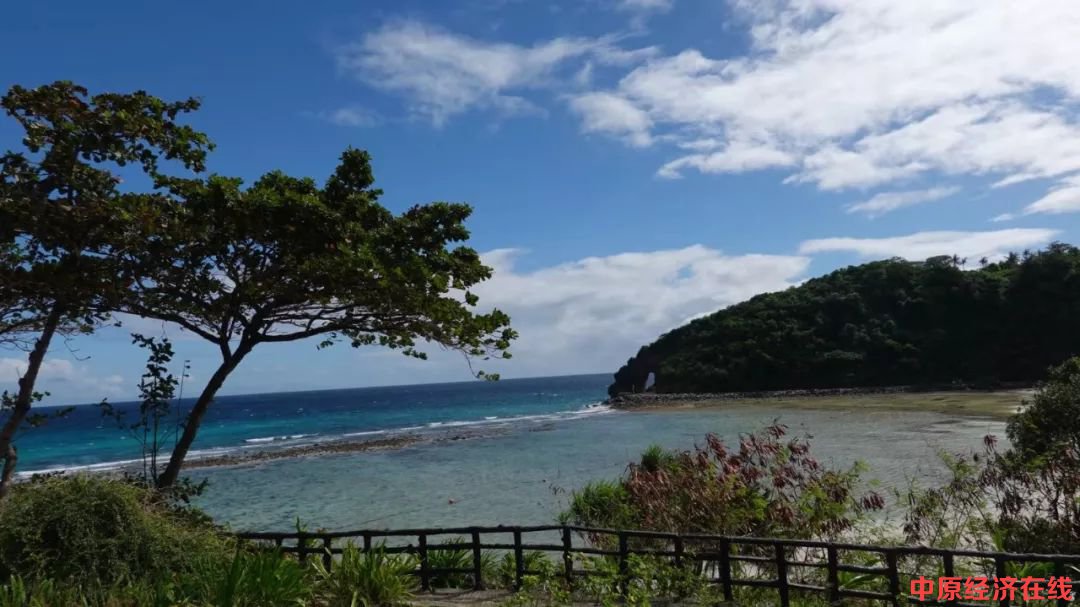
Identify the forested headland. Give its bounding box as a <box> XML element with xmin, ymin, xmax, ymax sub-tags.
<box><xmin>609</xmin><ymin>243</ymin><xmax>1080</xmax><ymax>396</ymax></box>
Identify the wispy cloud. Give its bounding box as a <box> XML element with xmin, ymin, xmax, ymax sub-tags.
<box><xmin>567</xmin><ymin>1</ymin><xmax>1080</xmax><ymax>214</ymax></box>
<box><xmin>798</xmin><ymin>228</ymin><xmax>1060</xmax><ymax>262</ymax></box>
<box><xmin>568</xmin><ymin>92</ymin><xmax>653</xmax><ymax>147</ymax></box>
<box><xmin>846</xmin><ymin>186</ymin><xmax>960</xmax><ymax>218</ymax></box>
<box><xmin>308</xmin><ymin>106</ymin><xmax>381</xmax><ymax>128</ymax></box>
<box><xmin>1022</xmin><ymin>174</ymin><xmax>1080</xmax><ymax>215</ymax></box>
<box><xmin>0</xmin><ymin>357</ymin><xmax>124</xmax><ymax>403</ymax></box>
<box><xmin>335</xmin><ymin>21</ymin><xmax>653</xmax><ymax>126</ymax></box>
<box><xmin>617</xmin><ymin>0</ymin><xmax>674</xmax><ymax>12</ymax></box>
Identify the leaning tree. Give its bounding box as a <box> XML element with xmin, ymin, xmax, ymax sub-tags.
<box><xmin>127</xmin><ymin>148</ymin><xmax>516</xmax><ymax>488</ymax></box>
<box><xmin>0</xmin><ymin>82</ymin><xmax>211</xmax><ymax>496</ymax></box>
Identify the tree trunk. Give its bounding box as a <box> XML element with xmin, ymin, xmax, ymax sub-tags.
<box><xmin>156</xmin><ymin>343</ymin><xmax>251</xmax><ymax>489</ymax></box>
<box><xmin>0</xmin><ymin>303</ymin><xmax>65</xmax><ymax>499</ymax></box>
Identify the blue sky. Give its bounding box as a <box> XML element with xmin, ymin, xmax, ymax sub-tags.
<box><xmin>3</xmin><ymin>0</ymin><xmax>1080</xmax><ymax>404</ymax></box>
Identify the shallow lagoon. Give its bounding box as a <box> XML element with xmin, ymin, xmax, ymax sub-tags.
<box><xmin>194</xmin><ymin>403</ymin><xmax>1006</xmax><ymax>531</ymax></box>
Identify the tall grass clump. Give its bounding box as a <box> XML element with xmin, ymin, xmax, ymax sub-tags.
<box><xmin>426</xmin><ymin>537</ymin><xmax>472</xmax><ymax>588</ymax></box>
<box><xmin>312</xmin><ymin>543</ymin><xmax>417</xmax><ymax>607</ymax></box>
<box><xmin>177</xmin><ymin>549</ymin><xmax>313</xmax><ymax>607</ymax></box>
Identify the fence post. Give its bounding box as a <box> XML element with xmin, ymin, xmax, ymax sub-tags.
<box><xmin>775</xmin><ymin>542</ymin><xmax>790</xmax><ymax>607</ymax></box>
<box><xmin>562</xmin><ymin>527</ymin><xmax>574</xmax><ymax>587</ymax></box>
<box><xmin>942</xmin><ymin>553</ymin><xmax>956</xmax><ymax>607</ymax></box>
<box><xmin>1054</xmin><ymin>560</ymin><xmax>1068</xmax><ymax>607</ymax></box>
<box><xmin>618</xmin><ymin>532</ymin><xmax>629</xmax><ymax>597</ymax></box>
<box><xmin>418</xmin><ymin>533</ymin><xmax>431</xmax><ymax>592</ymax></box>
<box><xmin>826</xmin><ymin>545</ymin><xmax>840</xmax><ymax>604</ymax></box>
<box><xmin>513</xmin><ymin>530</ymin><xmax>525</xmax><ymax>591</ymax></box>
<box><xmin>885</xmin><ymin>549</ymin><xmax>901</xmax><ymax>607</ymax></box>
<box><xmin>472</xmin><ymin>530</ymin><xmax>484</xmax><ymax>590</ymax></box>
<box><xmin>322</xmin><ymin>536</ymin><xmax>333</xmax><ymax>572</ymax></box>
<box><xmin>297</xmin><ymin>533</ymin><xmax>308</xmax><ymax>566</ymax></box>
<box><xmin>719</xmin><ymin>538</ymin><xmax>734</xmax><ymax>602</ymax></box>
<box><xmin>674</xmin><ymin>535</ymin><xmax>684</xmax><ymax>569</ymax></box>
<box><xmin>995</xmin><ymin>556</ymin><xmax>1010</xmax><ymax>607</ymax></box>
<box><xmin>362</xmin><ymin>532</ymin><xmax>372</xmax><ymax>552</ymax></box>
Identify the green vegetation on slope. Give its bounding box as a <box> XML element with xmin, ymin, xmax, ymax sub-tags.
<box><xmin>610</xmin><ymin>243</ymin><xmax>1080</xmax><ymax>396</ymax></box>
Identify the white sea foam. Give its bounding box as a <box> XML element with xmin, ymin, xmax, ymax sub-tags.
<box><xmin>20</xmin><ymin>403</ymin><xmax>616</xmax><ymax>476</ymax></box>
<box><xmin>243</xmin><ymin>433</ymin><xmax>317</xmax><ymax>445</ymax></box>
<box><xmin>245</xmin><ymin>436</ymin><xmax>282</xmax><ymax>444</ymax></box>
<box><xmin>342</xmin><ymin>429</ymin><xmax>388</xmax><ymax>438</ymax></box>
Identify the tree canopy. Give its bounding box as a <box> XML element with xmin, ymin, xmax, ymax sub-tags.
<box><xmin>126</xmin><ymin>149</ymin><xmax>516</xmax><ymax>488</ymax></box>
<box><xmin>610</xmin><ymin>244</ymin><xmax>1080</xmax><ymax>396</ymax></box>
<box><xmin>1</xmin><ymin>81</ymin><xmax>515</xmax><ymax>492</ymax></box>
<box><xmin>0</xmin><ymin>81</ymin><xmax>210</xmax><ymax>496</ymax></box>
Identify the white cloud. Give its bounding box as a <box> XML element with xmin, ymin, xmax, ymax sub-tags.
<box><xmin>617</xmin><ymin>0</ymin><xmax>674</xmax><ymax>13</ymax></box>
<box><xmin>846</xmin><ymin>186</ymin><xmax>959</xmax><ymax>218</ymax></box>
<box><xmin>658</xmin><ymin>139</ymin><xmax>797</xmax><ymax>177</ymax></box>
<box><xmin>569</xmin><ymin>92</ymin><xmax>653</xmax><ymax>147</ymax></box>
<box><xmin>0</xmin><ymin>357</ymin><xmax>124</xmax><ymax>402</ymax></box>
<box><xmin>569</xmin><ymin>1</ymin><xmax>1080</xmax><ymax>212</ymax></box>
<box><xmin>798</xmin><ymin>228</ymin><xmax>1060</xmax><ymax>262</ymax></box>
<box><xmin>470</xmin><ymin>245</ymin><xmax>810</xmax><ymax>369</ymax></box>
<box><xmin>336</xmin><ymin>21</ymin><xmax>652</xmax><ymax>126</ymax></box>
<box><xmin>991</xmin><ymin>213</ymin><xmax>1015</xmax><ymax>223</ymax></box>
<box><xmin>320</xmin><ymin>107</ymin><xmax>380</xmax><ymax>128</ymax></box>
<box><xmin>1023</xmin><ymin>175</ymin><xmax>1080</xmax><ymax>215</ymax></box>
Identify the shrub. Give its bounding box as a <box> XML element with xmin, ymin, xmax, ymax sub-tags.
<box><xmin>1007</xmin><ymin>356</ymin><xmax>1080</xmax><ymax>459</ymax></box>
<box><xmin>312</xmin><ymin>543</ymin><xmax>417</xmax><ymax>607</ymax></box>
<box><xmin>0</xmin><ymin>575</ymin><xmax>81</xmax><ymax>607</ymax></box>
<box><xmin>493</xmin><ymin>551</ymin><xmax>554</xmax><ymax>589</ymax></box>
<box><xmin>178</xmin><ymin>548</ymin><xmax>313</xmax><ymax>607</ymax></box>
<box><xmin>0</xmin><ymin>549</ymin><xmax>313</xmax><ymax>607</ymax></box>
<box><xmin>0</xmin><ymin>475</ymin><xmax>229</xmax><ymax>585</ymax></box>
<box><xmin>901</xmin><ymin>360</ymin><xmax>1080</xmax><ymax>555</ymax></box>
<box><xmin>501</xmin><ymin>554</ymin><xmax>719</xmax><ymax>607</ymax></box>
<box><xmin>563</xmin><ymin>424</ymin><xmax>883</xmax><ymax>542</ymax></box>
<box><xmin>425</xmin><ymin>537</ymin><xmax>471</xmax><ymax>588</ymax></box>
<box><xmin>558</xmin><ymin>480</ymin><xmax>636</xmax><ymax>530</ymax></box>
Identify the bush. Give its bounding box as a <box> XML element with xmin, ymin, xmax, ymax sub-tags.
<box><xmin>492</xmin><ymin>551</ymin><xmax>553</xmax><ymax>590</ymax></box>
<box><xmin>900</xmin><ymin>359</ymin><xmax>1080</xmax><ymax>555</ymax></box>
<box><xmin>312</xmin><ymin>543</ymin><xmax>417</xmax><ymax>607</ymax></box>
<box><xmin>0</xmin><ymin>548</ymin><xmax>313</xmax><ymax>607</ymax></box>
<box><xmin>177</xmin><ymin>548</ymin><xmax>313</xmax><ymax>607</ymax></box>
<box><xmin>563</xmin><ymin>424</ymin><xmax>883</xmax><ymax>542</ymax></box>
<box><xmin>426</xmin><ymin>537</ymin><xmax>471</xmax><ymax>588</ymax></box>
<box><xmin>0</xmin><ymin>475</ymin><xmax>229</xmax><ymax>585</ymax></box>
<box><xmin>501</xmin><ymin>554</ymin><xmax>719</xmax><ymax>607</ymax></box>
<box><xmin>1007</xmin><ymin>356</ymin><xmax>1080</xmax><ymax>459</ymax></box>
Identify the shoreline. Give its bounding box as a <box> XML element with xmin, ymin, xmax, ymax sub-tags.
<box><xmin>609</xmin><ymin>387</ymin><xmax>1031</xmax><ymax>419</ymax></box>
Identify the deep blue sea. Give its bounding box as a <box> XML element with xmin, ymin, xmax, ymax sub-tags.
<box><xmin>17</xmin><ymin>374</ymin><xmax>611</xmax><ymax>474</ymax></box>
<box><xmin>16</xmin><ymin>373</ymin><xmax>1006</xmax><ymax>532</ymax></box>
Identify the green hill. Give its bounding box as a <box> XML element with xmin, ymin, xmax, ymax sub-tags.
<box><xmin>609</xmin><ymin>243</ymin><xmax>1080</xmax><ymax>397</ymax></box>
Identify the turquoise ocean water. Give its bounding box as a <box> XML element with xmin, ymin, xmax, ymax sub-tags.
<box><xmin>18</xmin><ymin>373</ymin><xmax>1004</xmax><ymax>532</ymax></box>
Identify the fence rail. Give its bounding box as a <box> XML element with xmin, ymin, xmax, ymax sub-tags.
<box><xmin>235</xmin><ymin>524</ymin><xmax>1080</xmax><ymax>606</ymax></box>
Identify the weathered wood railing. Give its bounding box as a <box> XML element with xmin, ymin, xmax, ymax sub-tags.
<box><xmin>235</xmin><ymin>524</ymin><xmax>1080</xmax><ymax>606</ymax></box>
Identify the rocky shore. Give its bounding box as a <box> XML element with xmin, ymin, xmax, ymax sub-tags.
<box><xmin>183</xmin><ymin>426</ymin><xmax>513</xmax><ymax>471</ymax></box>
<box><xmin>183</xmin><ymin>435</ymin><xmax>423</xmax><ymax>470</ymax></box>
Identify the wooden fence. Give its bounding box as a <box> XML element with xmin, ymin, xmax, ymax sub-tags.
<box><xmin>235</xmin><ymin>524</ymin><xmax>1080</xmax><ymax>606</ymax></box>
